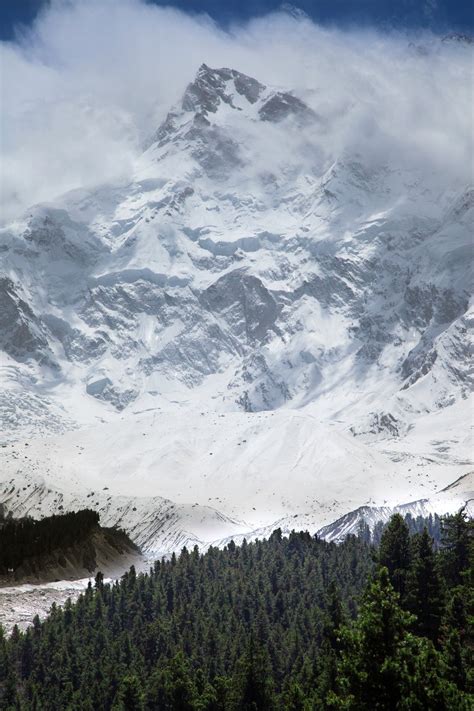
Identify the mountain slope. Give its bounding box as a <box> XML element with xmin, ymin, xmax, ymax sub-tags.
<box><xmin>0</xmin><ymin>509</ymin><xmax>142</xmax><ymax>585</ymax></box>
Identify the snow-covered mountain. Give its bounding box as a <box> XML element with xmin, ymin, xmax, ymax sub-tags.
<box><xmin>0</xmin><ymin>63</ymin><xmax>472</xmax><ymax>550</ymax></box>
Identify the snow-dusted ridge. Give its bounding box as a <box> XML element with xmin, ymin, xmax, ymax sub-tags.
<box><xmin>0</xmin><ymin>470</ymin><xmax>248</xmax><ymax>558</ymax></box>
<box><xmin>211</xmin><ymin>471</ymin><xmax>474</xmax><ymax>549</ymax></box>
<box><xmin>315</xmin><ymin>471</ymin><xmax>474</xmax><ymax>543</ymax></box>
<box><xmin>0</xmin><ymin>62</ymin><xmax>472</xmax><ymax>552</ymax></box>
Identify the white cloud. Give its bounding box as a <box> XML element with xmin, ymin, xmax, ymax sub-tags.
<box><xmin>0</xmin><ymin>0</ymin><xmax>472</xmax><ymax>222</ymax></box>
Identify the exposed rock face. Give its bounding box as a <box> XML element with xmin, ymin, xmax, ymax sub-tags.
<box><xmin>0</xmin><ymin>278</ymin><xmax>53</xmax><ymax>364</ymax></box>
<box><xmin>258</xmin><ymin>91</ymin><xmax>316</xmax><ymax>123</ymax></box>
<box><xmin>86</xmin><ymin>377</ymin><xmax>138</xmax><ymax>410</ymax></box>
<box><xmin>182</xmin><ymin>64</ymin><xmax>266</xmax><ymax>115</ymax></box>
<box><xmin>149</xmin><ymin>63</ymin><xmax>265</xmax><ymax>149</ymax></box>
<box><xmin>201</xmin><ymin>270</ymin><xmax>282</xmax><ymax>344</ymax></box>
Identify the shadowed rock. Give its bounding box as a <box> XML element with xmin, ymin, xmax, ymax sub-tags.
<box><xmin>182</xmin><ymin>64</ymin><xmax>266</xmax><ymax>115</ymax></box>
<box><xmin>259</xmin><ymin>91</ymin><xmax>316</xmax><ymax>123</ymax></box>
<box><xmin>201</xmin><ymin>269</ymin><xmax>282</xmax><ymax>344</ymax></box>
<box><xmin>0</xmin><ymin>278</ymin><xmax>54</xmax><ymax>365</ymax></box>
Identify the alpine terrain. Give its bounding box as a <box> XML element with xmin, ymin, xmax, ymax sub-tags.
<box><xmin>0</xmin><ymin>61</ymin><xmax>472</xmax><ymax>556</ymax></box>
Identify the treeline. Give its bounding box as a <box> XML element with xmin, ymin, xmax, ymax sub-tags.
<box><xmin>0</xmin><ymin>511</ymin><xmax>472</xmax><ymax>709</ymax></box>
<box><xmin>359</xmin><ymin>511</ymin><xmax>443</xmax><ymax>546</ymax></box>
<box><xmin>0</xmin><ymin>509</ymin><xmax>100</xmax><ymax>574</ymax></box>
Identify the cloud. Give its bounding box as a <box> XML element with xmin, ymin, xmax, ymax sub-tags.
<box><xmin>0</xmin><ymin>0</ymin><xmax>472</xmax><ymax>222</ymax></box>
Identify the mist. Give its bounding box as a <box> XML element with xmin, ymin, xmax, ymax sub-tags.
<box><xmin>0</xmin><ymin>0</ymin><xmax>472</xmax><ymax>222</ymax></box>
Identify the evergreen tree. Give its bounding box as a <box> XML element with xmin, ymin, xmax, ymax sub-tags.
<box><xmin>357</xmin><ymin>520</ymin><xmax>372</xmax><ymax>545</ymax></box>
<box><xmin>112</xmin><ymin>674</ymin><xmax>145</xmax><ymax>710</ymax></box>
<box><xmin>281</xmin><ymin>680</ymin><xmax>309</xmax><ymax>710</ymax></box>
<box><xmin>441</xmin><ymin>587</ymin><xmax>474</xmax><ymax>693</ymax></box>
<box><xmin>379</xmin><ymin>514</ymin><xmax>411</xmax><ymax>599</ymax></box>
<box><xmin>147</xmin><ymin>652</ymin><xmax>198</xmax><ymax>710</ymax></box>
<box><xmin>231</xmin><ymin>636</ymin><xmax>276</xmax><ymax>710</ymax></box>
<box><xmin>406</xmin><ymin>528</ymin><xmax>443</xmax><ymax>642</ymax></box>
<box><xmin>440</xmin><ymin>510</ymin><xmax>473</xmax><ymax>587</ymax></box>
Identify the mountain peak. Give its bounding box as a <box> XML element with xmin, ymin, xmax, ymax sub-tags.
<box><xmin>145</xmin><ymin>64</ymin><xmax>317</xmax><ymax>152</ymax></box>
<box><xmin>181</xmin><ymin>64</ymin><xmax>266</xmax><ymax>116</ymax></box>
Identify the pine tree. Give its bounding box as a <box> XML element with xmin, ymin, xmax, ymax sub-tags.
<box><xmin>357</xmin><ymin>520</ymin><xmax>372</xmax><ymax>545</ymax></box>
<box><xmin>147</xmin><ymin>651</ymin><xmax>197</xmax><ymax>710</ymax></box>
<box><xmin>441</xmin><ymin>587</ymin><xmax>474</xmax><ymax>693</ymax></box>
<box><xmin>379</xmin><ymin>514</ymin><xmax>411</xmax><ymax>599</ymax></box>
<box><xmin>112</xmin><ymin>674</ymin><xmax>145</xmax><ymax>711</ymax></box>
<box><xmin>406</xmin><ymin>528</ymin><xmax>443</xmax><ymax>642</ymax></box>
<box><xmin>231</xmin><ymin>636</ymin><xmax>276</xmax><ymax>710</ymax></box>
<box><xmin>281</xmin><ymin>680</ymin><xmax>309</xmax><ymax>710</ymax></box>
<box><xmin>440</xmin><ymin>510</ymin><xmax>473</xmax><ymax>587</ymax></box>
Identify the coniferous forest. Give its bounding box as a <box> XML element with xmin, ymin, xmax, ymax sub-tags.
<box><xmin>0</xmin><ymin>510</ymin><xmax>138</xmax><ymax>583</ymax></box>
<box><xmin>0</xmin><ymin>511</ymin><xmax>472</xmax><ymax>710</ymax></box>
<box><xmin>0</xmin><ymin>510</ymin><xmax>100</xmax><ymax>574</ymax></box>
